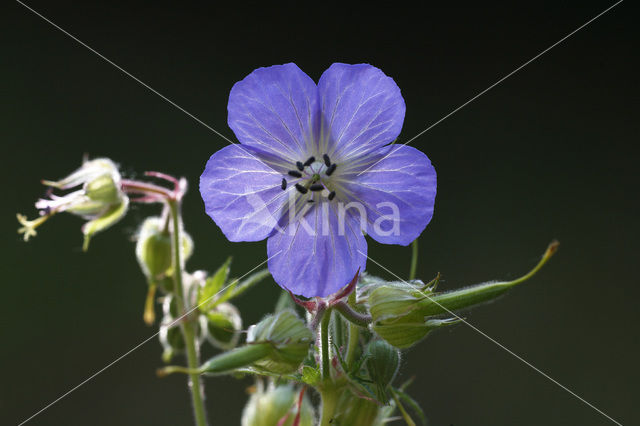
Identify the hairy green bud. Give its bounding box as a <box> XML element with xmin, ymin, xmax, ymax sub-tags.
<box><xmin>246</xmin><ymin>310</ymin><xmax>313</xmax><ymax>374</ymax></box>
<box><xmin>205</xmin><ymin>302</ymin><xmax>242</xmax><ymax>350</ymax></box>
<box><xmin>241</xmin><ymin>383</ymin><xmax>314</xmax><ymax>426</ymax></box>
<box><xmin>365</xmin><ymin>340</ymin><xmax>400</xmax><ymax>404</ymax></box>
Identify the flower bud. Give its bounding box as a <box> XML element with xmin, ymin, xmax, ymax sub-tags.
<box><xmin>246</xmin><ymin>310</ymin><xmax>313</xmax><ymax>374</ymax></box>
<box><xmin>159</xmin><ymin>322</ymin><xmax>185</xmax><ymax>363</ymax></box>
<box><xmin>205</xmin><ymin>302</ymin><xmax>242</xmax><ymax>350</ymax></box>
<box><xmin>136</xmin><ymin>217</ymin><xmax>172</xmax><ymax>283</ymax></box>
<box><xmin>241</xmin><ymin>382</ymin><xmax>314</xmax><ymax>426</ymax></box>
<box><xmin>159</xmin><ymin>317</ymin><xmax>205</xmax><ymax>363</ymax></box>
<box><xmin>365</xmin><ymin>340</ymin><xmax>400</xmax><ymax>404</ymax></box>
<box><xmin>369</xmin><ymin>282</ymin><xmax>458</xmax><ymax>348</ymax></box>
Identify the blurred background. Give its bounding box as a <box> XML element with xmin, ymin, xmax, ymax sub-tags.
<box><xmin>2</xmin><ymin>1</ymin><xmax>637</xmax><ymax>425</ymax></box>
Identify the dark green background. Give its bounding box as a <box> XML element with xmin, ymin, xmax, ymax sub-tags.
<box><xmin>2</xmin><ymin>2</ymin><xmax>637</xmax><ymax>425</ymax></box>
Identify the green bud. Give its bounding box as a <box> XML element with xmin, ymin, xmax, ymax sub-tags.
<box><xmin>241</xmin><ymin>383</ymin><xmax>315</xmax><ymax>426</ymax></box>
<box><xmin>159</xmin><ymin>323</ymin><xmax>185</xmax><ymax>363</ymax></box>
<box><xmin>196</xmin><ymin>310</ymin><xmax>312</xmax><ymax>375</ymax></box>
<box><xmin>365</xmin><ymin>340</ymin><xmax>400</xmax><ymax>404</ymax></box>
<box><xmin>136</xmin><ymin>217</ymin><xmax>172</xmax><ymax>282</ymax></box>
<box><xmin>373</xmin><ymin>315</ymin><xmax>459</xmax><ymax>349</ymax></box>
<box><xmin>205</xmin><ymin>302</ymin><xmax>242</xmax><ymax>350</ymax></box>
<box><xmin>334</xmin><ymin>391</ymin><xmax>381</xmax><ymax>426</ymax></box>
<box><xmin>370</xmin><ymin>242</ymin><xmax>558</xmax><ymax>349</ymax></box>
<box><xmin>246</xmin><ymin>310</ymin><xmax>313</xmax><ymax>374</ymax></box>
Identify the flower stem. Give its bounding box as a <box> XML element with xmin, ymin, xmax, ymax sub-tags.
<box><xmin>409</xmin><ymin>239</ymin><xmax>419</xmax><ymax>280</ymax></box>
<box><xmin>168</xmin><ymin>200</ymin><xmax>208</xmax><ymax>426</ymax></box>
<box><xmin>345</xmin><ymin>293</ymin><xmax>359</xmax><ymax>368</ymax></box>
<box><xmin>320</xmin><ymin>309</ymin><xmax>332</xmax><ymax>382</ymax></box>
<box><xmin>319</xmin><ymin>388</ymin><xmax>338</xmax><ymax>426</ymax></box>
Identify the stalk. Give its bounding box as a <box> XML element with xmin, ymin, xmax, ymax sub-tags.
<box><xmin>168</xmin><ymin>200</ymin><xmax>208</xmax><ymax>426</ymax></box>
<box><xmin>409</xmin><ymin>239</ymin><xmax>419</xmax><ymax>280</ymax></box>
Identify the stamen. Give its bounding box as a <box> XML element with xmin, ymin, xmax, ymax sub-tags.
<box><xmin>303</xmin><ymin>156</ymin><xmax>315</xmax><ymax>167</ymax></box>
<box><xmin>307</xmin><ymin>199</ymin><xmax>314</xmax><ymax>203</ymax></box>
<box><xmin>323</xmin><ymin>154</ymin><xmax>331</xmax><ymax>167</ymax></box>
<box><xmin>309</xmin><ymin>184</ymin><xmax>324</xmax><ymax>192</ymax></box>
<box><xmin>288</xmin><ymin>170</ymin><xmax>302</xmax><ymax>178</ymax></box>
<box><xmin>281</xmin><ymin>178</ymin><xmax>287</xmax><ymax>190</ymax></box>
<box><xmin>296</xmin><ymin>161</ymin><xmax>304</xmax><ymax>171</ymax></box>
<box><xmin>328</xmin><ymin>191</ymin><xmax>336</xmax><ymax>201</ymax></box>
<box><xmin>295</xmin><ymin>184</ymin><xmax>308</xmax><ymax>194</ymax></box>
<box><xmin>326</xmin><ymin>164</ymin><xmax>337</xmax><ymax>176</ymax></box>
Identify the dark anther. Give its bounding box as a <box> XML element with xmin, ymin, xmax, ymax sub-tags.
<box><xmin>325</xmin><ymin>164</ymin><xmax>337</xmax><ymax>176</ymax></box>
<box><xmin>303</xmin><ymin>156</ymin><xmax>315</xmax><ymax>167</ymax></box>
<box><xmin>310</xmin><ymin>184</ymin><xmax>324</xmax><ymax>192</ymax></box>
<box><xmin>295</xmin><ymin>183</ymin><xmax>308</xmax><ymax>194</ymax></box>
<box><xmin>307</xmin><ymin>199</ymin><xmax>315</xmax><ymax>203</ymax></box>
<box><xmin>328</xmin><ymin>191</ymin><xmax>336</xmax><ymax>200</ymax></box>
<box><xmin>296</xmin><ymin>161</ymin><xmax>304</xmax><ymax>171</ymax></box>
<box><xmin>323</xmin><ymin>154</ymin><xmax>331</xmax><ymax>166</ymax></box>
<box><xmin>288</xmin><ymin>170</ymin><xmax>302</xmax><ymax>178</ymax></box>
<box><xmin>281</xmin><ymin>178</ymin><xmax>287</xmax><ymax>190</ymax></box>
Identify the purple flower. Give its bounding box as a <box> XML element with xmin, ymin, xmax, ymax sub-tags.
<box><xmin>200</xmin><ymin>63</ymin><xmax>436</xmax><ymax>297</ymax></box>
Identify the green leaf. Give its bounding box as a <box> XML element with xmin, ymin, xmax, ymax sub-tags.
<box><xmin>215</xmin><ymin>268</ymin><xmax>270</xmax><ymax>306</ymax></box>
<box><xmin>198</xmin><ymin>257</ymin><xmax>231</xmax><ymax>312</ymax></box>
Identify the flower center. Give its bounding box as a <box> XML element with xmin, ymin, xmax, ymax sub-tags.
<box><xmin>280</xmin><ymin>154</ymin><xmax>337</xmax><ymax>202</ymax></box>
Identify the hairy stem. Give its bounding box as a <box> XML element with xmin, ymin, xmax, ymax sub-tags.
<box><xmin>333</xmin><ymin>301</ymin><xmax>372</xmax><ymax>327</ymax></box>
<box><xmin>345</xmin><ymin>293</ymin><xmax>359</xmax><ymax>368</ymax></box>
<box><xmin>409</xmin><ymin>239</ymin><xmax>419</xmax><ymax>280</ymax></box>
<box><xmin>320</xmin><ymin>309</ymin><xmax>332</xmax><ymax>381</ymax></box>
<box><xmin>319</xmin><ymin>388</ymin><xmax>338</xmax><ymax>426</ymax></box>
<box><xmin>169</xmin><ymin>200</ymin><xmax>208</xmax><ymax>426</ymax></box>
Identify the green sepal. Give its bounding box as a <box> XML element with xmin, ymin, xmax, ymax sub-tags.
<box><xmin>82</xmin><ymin>196</ymin><xmax>129</xmax><ymax>251</ymax></box>
<box><xmin>247</xmin><ymin>310</ymin><xmax>313</xmax><ymax>374</ymax></box>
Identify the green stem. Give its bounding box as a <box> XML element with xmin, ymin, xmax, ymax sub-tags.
<box><xmin>345</xmin><ymin>292</ymin><xmax>360</xmax><ymax>368</ymax></box>
<box><xmin>409</xmin><ymin>239</ymin><xmax>419</xmax><ymax>280</ymax></box>
<box><xmin>334</xmin><ymin>301</ymin><xmax>372</xmax><ymax>327</ymax></box>
<box><xmin>319</xmin><ymin>388</ymin><xmax>339</xmax><ymax>426</ymax></box>
<box><xmin>169</xmin><ymin>200</ymin><xmax>208</xmax><ymax>426</ymax></box>
<box><xmin>320</xmin><ymin>309</ymin><xmax>332</xmax><ymax>381</ymax></box>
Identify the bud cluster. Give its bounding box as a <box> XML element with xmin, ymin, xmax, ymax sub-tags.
<box><xmin>18</xmin><ymin>157</ymin><xmax>557</xmax><ymax>426</ymax></box>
